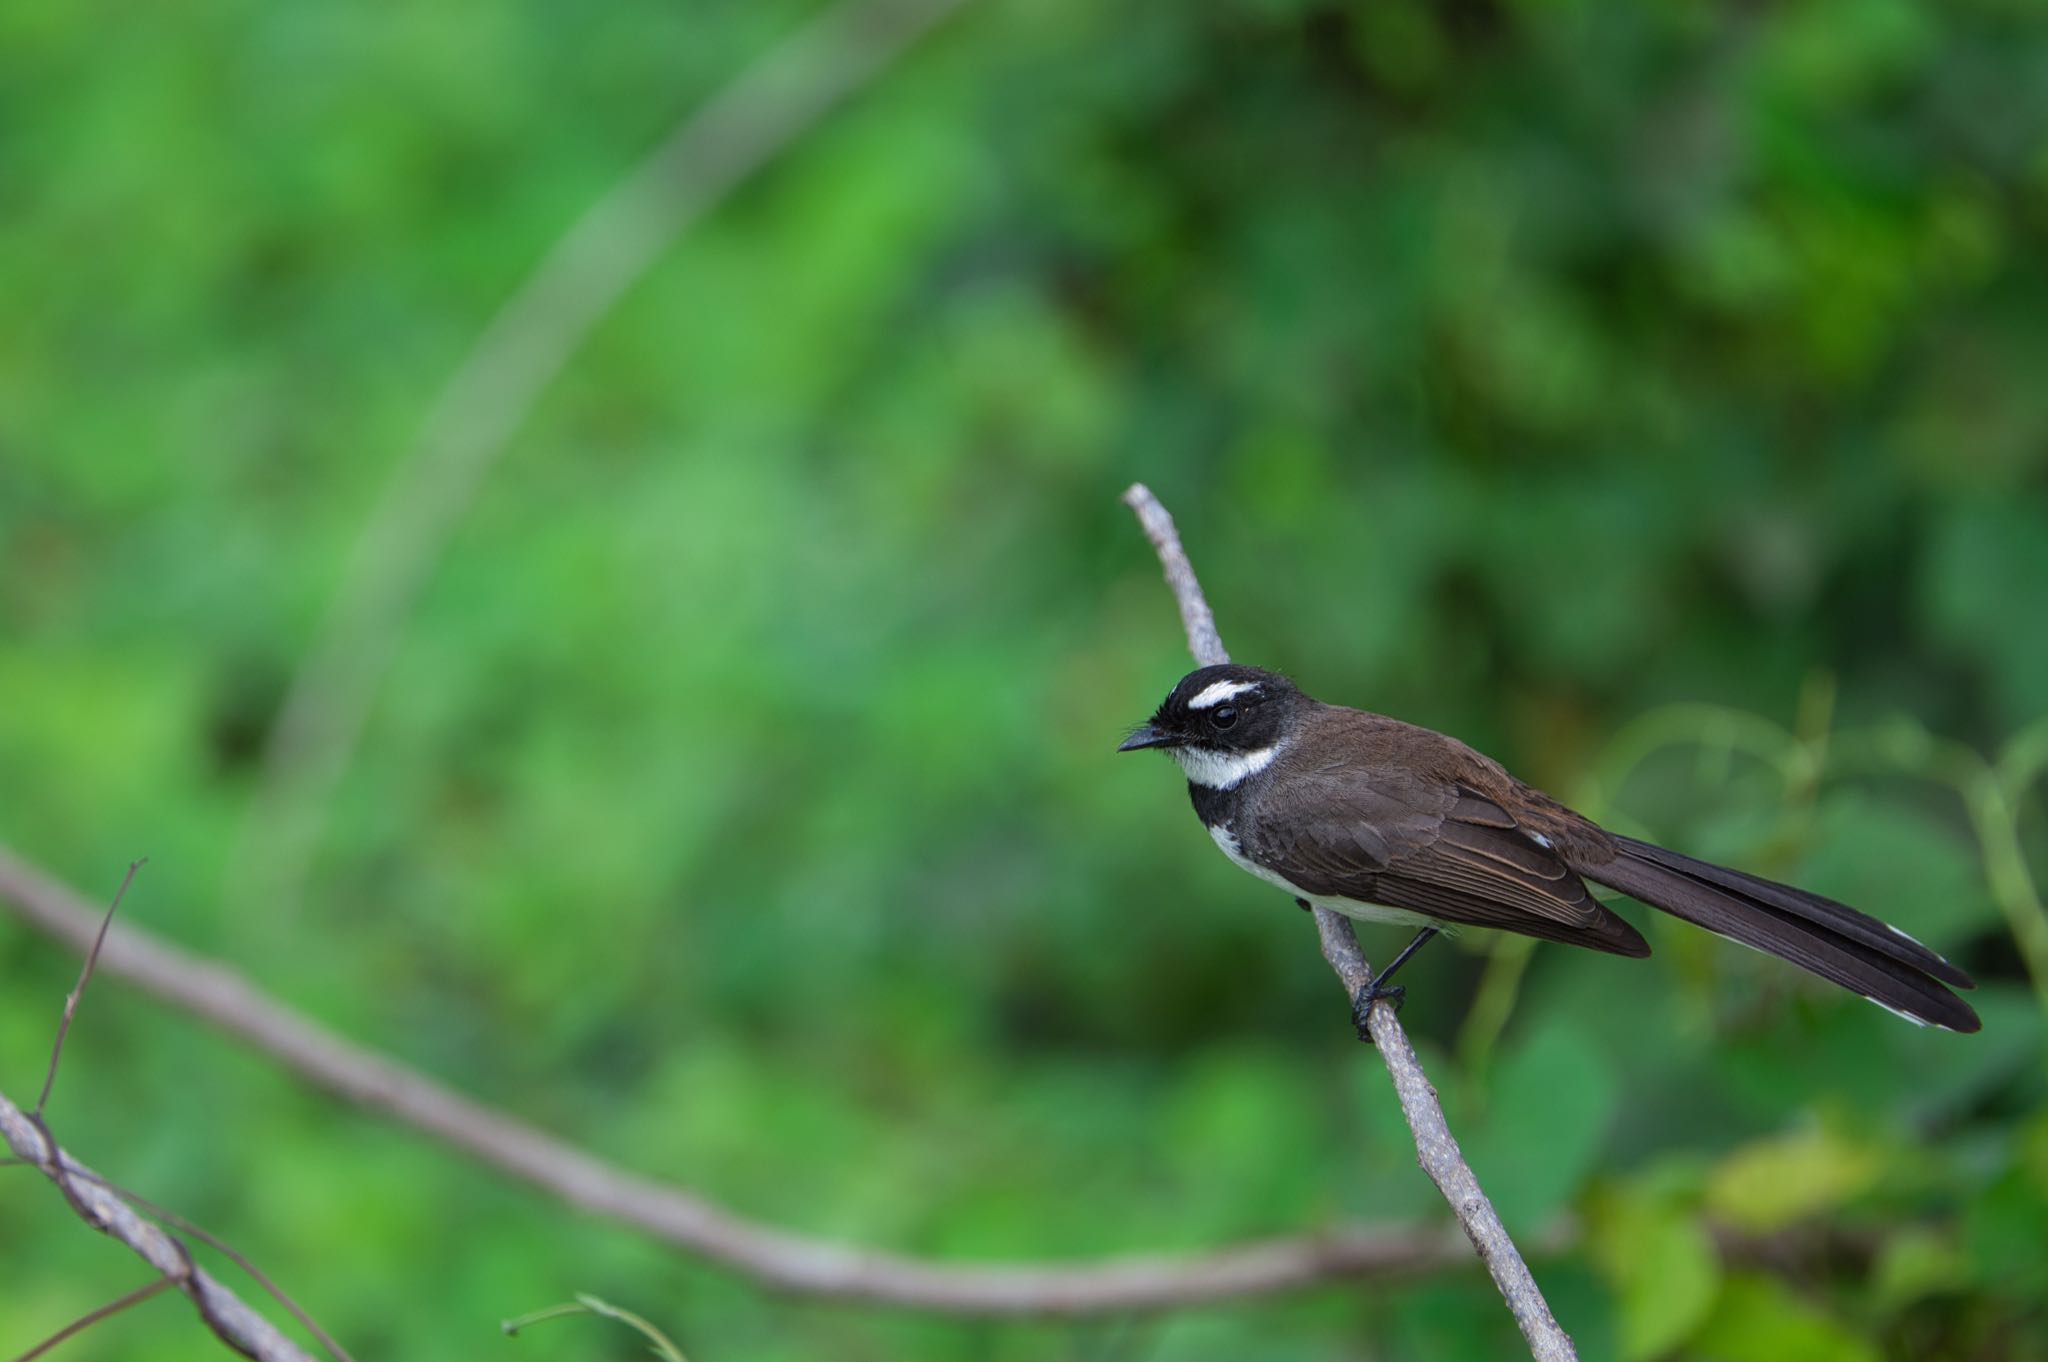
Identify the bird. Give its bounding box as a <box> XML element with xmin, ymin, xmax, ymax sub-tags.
<box><xmin>1119</xmin><ymin>663</ymin><xmax>1980</xmax><ymax>1034</ymax></box>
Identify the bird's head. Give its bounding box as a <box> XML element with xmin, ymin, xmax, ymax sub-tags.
<box><xmin>1118</xmin><ymin>664</ymin><xmax>1304</xmax><ymax>788</ymax></box>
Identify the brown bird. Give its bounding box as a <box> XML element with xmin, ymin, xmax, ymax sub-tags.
<box><xmin>1120</xmin><ymin>664</ymin><xmax>1979</xmax><ymax>1033</ymax></box>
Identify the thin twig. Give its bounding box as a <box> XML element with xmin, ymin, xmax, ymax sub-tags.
<box><xmin>241</xmin><ymin>0</ymin><xmax>975</xmax><ymax>918</ymax></box>
<box><xmin>73</xmin><ymin>1169</ymin><xmax>356</xmax><ymax>1362</ymax></box>
<box><xmin>1</xmin><ymin>1156</ymin><xmax>346</xmax><ymax>1359</ymax></box>
<box><xmin>503</xmin><ymin>1293</ymin><xmax>689</xmax><ymax>1362</ymax></box>
<box><xmin>0</xmin><ymin>1087</ymin><xmax>318</xmax><ymax>1362</ymax></box>
<box><xmin>1122</xmin><ymin>489</ymin><xmax>1228</xmax><ymax>666</ymax></box>
<box><xmin>0</xmin><ymin>845</ymin><xmax>1478</xmax><ymax>1316</ymax></box>
<box><xmin>36</xmin><ymin>858</ymin><xmax>143</xmax><ymax>1116</ymax></box>
<box><xmin>1119</xmin><ymin>483</ymin><xmax>1578</xmax><ymax>1361</ymax></box>
<box><xmin>12</xmin><ymin>1276</ymin><xmax>174</xmax><ymax>1362</ymax></box>
<box><xmin>8</xmin><ymin>863</ymin><xmax>349</xmax><ymax>1362</ymax></box>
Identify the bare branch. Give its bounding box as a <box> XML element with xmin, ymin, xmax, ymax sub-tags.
<box><xmin>0</xmin><ymin>845</ymin><xmax>1479</xmax><ymax>1316</ymax></box>
<box><xmin>70</xmin><ymin>1169</ymin><xmax>356</xmax><ymax>1362</ymax></box>
<box><xmin>240</xmin><ymin>0</ymin><xmax>975</xmax><ymax>918</ymax></box>
<box><xmin>1120</xmin><ymin>482</ymin><xmax>1578</xmax><ymax>1361</ymax></box>
<box><xmin>0</xmin><ymin>1088</ymin><xmax>318</xmax><ymax>1362</ymax></box>
<box><xmin>10</xmin><ymin>863</ymin><xmax>351</xmax><ymax>1361</ymax></box>
<box><xmin>1120</xmin><ymin>488</ymin><xmax>1228</xmax><ymax>667</ymax></box>
<box><xmin>0</xmin><ymin>491</ymin><xmax>1568</xmax><ymax>1332</ymax></box>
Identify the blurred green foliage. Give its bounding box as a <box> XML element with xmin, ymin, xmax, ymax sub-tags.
<box><xmin>3</xmin><ymin>0</ymin><xmax>2047</xmax><ymax>1358</ymax></box>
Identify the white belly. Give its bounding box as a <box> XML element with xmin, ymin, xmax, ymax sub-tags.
<box><xmin>1205</xmin><ymin>823</ymin><xmax>1437</xmax><ymax>930</ymax></box>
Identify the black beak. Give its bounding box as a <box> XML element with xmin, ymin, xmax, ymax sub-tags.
<box><xmin>1118</xmin><ymin>724</ymin><xmax>1178</xmax><ymax>752</ymax></box>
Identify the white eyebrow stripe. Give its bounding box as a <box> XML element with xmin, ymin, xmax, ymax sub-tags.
<box><xmin>1188</xmin><ymin>680</ymin><xmax>1258</xmax><ymax>710</ymax></box>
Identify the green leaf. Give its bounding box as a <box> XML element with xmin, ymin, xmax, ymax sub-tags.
<box><xmin>1691</xmin><ymin>1273</ymin><xmax>1881</xmax><ymax>1362</ymax></box>
<box><xmin>1872</xmin><ymin>1228</ymin><xmax>1968</xmax><ymax>1309</ymax></box>
<box><xmin>1922</xmin><ymin>500</ymin><xmax>2048</xmax><ymax>727</ymax></box>
<box><xmin>1704</xmin><ymin>1124</ymin><xmax>1883</xmax><ymax>1233</ymax></box>
<box><xmin>1587</xmin><ymin>1180</ymin><xmax>1723</xmax><ymax>1361</ymax></box>
<box><xmin>1465</xmin><ymin>1017</ymin><xmax>1619</xmax><ymax>1234</ymax></box>
<box><xmin>1798</xmin><ymin>791</ymin><xmax>1998</xmax><ymax>946</ymax></box>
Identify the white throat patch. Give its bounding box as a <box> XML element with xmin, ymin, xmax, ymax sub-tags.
<box><xmin>1172</xmin><ymin>742</ymin><xmax>1280</xmax><ymax>790</ymax></box>
<box><xmin>1187</xmin><ymin>679</ymin><xmax>1258</xmax><ymax>710</ymax></box>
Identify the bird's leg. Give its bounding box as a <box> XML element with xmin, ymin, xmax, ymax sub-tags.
<box><xmin>1350</xmin><ymin>926</ymin><xmax>1439</xmax><ymax>1041</ymax></box>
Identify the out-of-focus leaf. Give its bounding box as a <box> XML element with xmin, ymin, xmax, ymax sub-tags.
<box><xmin>2018</xmin><ymin>1106</ymin><xmax>2048</xmax><ymax>1198</ymax></box>
<box><xmin>1892</xmin><ymin>985</ymin><xmax>2043</xmax><ymax>1122</ymax></box>
<box><xmin>1586</xmin><ymin>1179</ymin><xmax>1723</xmax><ymax>1361</ymax></box>
<box><xmin>1872</xmin><ymin>1227</ymin><xmax>1968</xmax><ymax>1309</ymax></box>
<box><xmin>1690</xmin><ymin>1272</ymin><xmax>1881</xmax><ymax>1362</ymax></box>
<box><xmin>1921</xmin><ymin>500</ymin><xmax>2048</xmax><ymax>727</ymax></box>
<box><xmin>1464</xmin><ymin>1017</ymin><xmax>1619</xmax><ymax>1235</ymax></box>
<box><xmin>1382</xmin><ymin>1278</ymin><xmax>1527</xmax><ymax>1362</ymax></box>
<box><xmin>1961</xmin><ymin>1135</ymin><xmax>2048</xmax><ymax>1301</ymax></box>
<box><xmin>1704</xmin><ymin>1124</ymin><xmax>1883</xmax><ymax>1232</ymax></box>
<box><xmin>1798</xmin><ymin>791</ymin><xmax>1998</xmax><ymax>947</ymax></box>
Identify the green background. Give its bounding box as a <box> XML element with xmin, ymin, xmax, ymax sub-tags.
<box><xmin>4</xmin><ymin>0</ymin><xmax>2047</xmax><ymax>1357</ymax></box>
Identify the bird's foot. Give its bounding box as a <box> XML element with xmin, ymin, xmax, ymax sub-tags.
<box><xmin>1350</xmin><ymin>981</ymin><xmax>1405</xmax><ymax>1042</ymax></box>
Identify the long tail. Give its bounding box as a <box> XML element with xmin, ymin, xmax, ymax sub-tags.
<box><xmin>1581</xmin><ymin>836</ymin><xmax>1980</xmax><ymax>1032</ymax></box>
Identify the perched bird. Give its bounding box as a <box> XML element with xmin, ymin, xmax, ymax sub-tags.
<box><xmin>1120</xmin><ymin>664</ymin><xmax>1979</xmax><ymax>1033</ymax></box>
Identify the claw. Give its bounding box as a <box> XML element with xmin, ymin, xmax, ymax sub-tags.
<box><xmin>1350</xmin><ymin>982</ymin><xmax>1406</xmax><ymax>1042</ymax></box>
<box><xmin>1337</xmin><ymin>925</ymin><xmax>1438</xmax><ymax>1042</ymax></box>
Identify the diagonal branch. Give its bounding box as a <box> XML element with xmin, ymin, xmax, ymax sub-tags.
<box><xmin>1119</xmin><ymin>483</ymin><xmax>1577</xmax><ymax>1361</ymax></box>
<box><xmin>0</xmin><ymin>1088</ymin><xmax>318</xmax><ymax>1362</ymax></box>
<box><xmin>0</xmin><ymin>844</ymin><xmax>1492</xmax><ymax>1317</ymax></box>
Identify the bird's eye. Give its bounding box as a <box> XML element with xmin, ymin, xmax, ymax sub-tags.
<box><xmin>1211</xmin><ymin>704</ymin><xmax>1239</xmax><ymax>729</ymax></box>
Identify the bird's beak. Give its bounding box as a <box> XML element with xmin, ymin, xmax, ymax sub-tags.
<box><xmin>1118</xmin><ymin>724</ymin><xmax>1177</xmax><ymax>752</ymax></box>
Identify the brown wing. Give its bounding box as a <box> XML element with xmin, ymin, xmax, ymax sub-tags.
<box><xmin>1246</xmin><ymin>774</ymin><xmax>1650</xmax><ymax>957</ymax></box>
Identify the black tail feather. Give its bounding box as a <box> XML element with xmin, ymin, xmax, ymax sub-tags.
<box><xmin>1584</xmin><ymin>838</ymin><xmax>1980</xmax><ymax>1033</ymax></box>
<box><xmin>1613</xmin><ymin>836</ymin><xmax>1975</xmax><ymax>989</ymax></box>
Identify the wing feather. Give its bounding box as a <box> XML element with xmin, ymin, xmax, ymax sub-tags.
<box><xmin>1246</xmin><ymin>779</ymin><xmax>1649</xmax><ymax>957</ymax></box>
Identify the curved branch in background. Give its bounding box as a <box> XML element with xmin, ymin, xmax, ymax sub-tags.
<box><xmin>1120</xmin><ymin>483</ymin><xmax>1579</xmax><ymax>1362</ymax></box>
<box><xmin>0</xmin><ymin>1088</ymin><xmax>317</xmax><ymax>1362</ymax></box>
<box><xmin>242</xmin><ymin>0</ymin><xmax>975</xmax><ymax>917</ymax></box>
<box><xmin>0</xmin><ymin>846</ymin><xmax>1494</xmax><ymax>1316</ymax></box>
